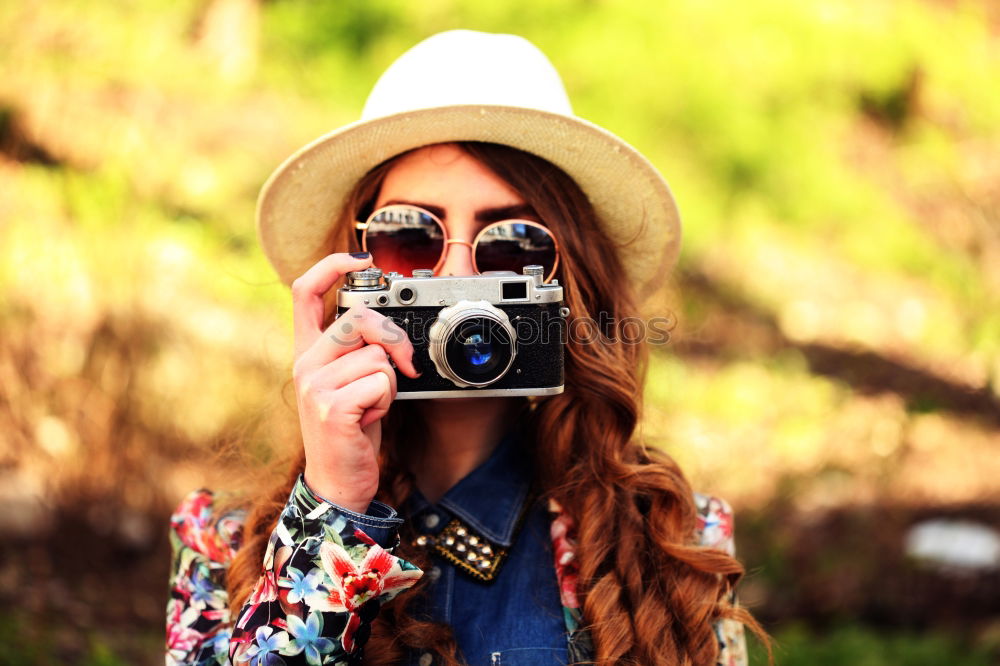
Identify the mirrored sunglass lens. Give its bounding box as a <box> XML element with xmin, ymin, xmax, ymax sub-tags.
<box><xmin>475</xmin><ymin>222</ymin><xmax>557</xmax><ymax>277</ymax></box>
<box><xmin>365</xmin><ymin>207</ymin><xmax>444</xmax><ymax>275</ymax></box>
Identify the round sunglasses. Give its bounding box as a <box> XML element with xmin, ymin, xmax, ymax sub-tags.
<box><xmin>355</xmin><ymin>204</ymin><xmax>561</xmax><ymax>283</ymax></box>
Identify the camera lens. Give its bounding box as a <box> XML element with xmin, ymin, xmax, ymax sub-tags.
<box><xmin>444</xmin><ymin>318</ymin><xmax>513</xmax><ymax>385</ymax></box>
<box><xmin>464</xmin><ymin>333</ymin><xmax>492</xmax><ymax>366</ymax></box>
<box><xmin>428</xmin><ymin>300</ymin><xmax>517</xmax><ymax>388</ymax></box>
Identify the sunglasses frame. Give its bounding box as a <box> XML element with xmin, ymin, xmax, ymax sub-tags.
<box><xmin>355</xmin><ymin>204</ymin><xmax>561</xmax><ymax>283</ymax></box>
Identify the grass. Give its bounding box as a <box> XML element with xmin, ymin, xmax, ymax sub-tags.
<box><xmin>0</xmin><ymin>612</ymin><xmax>160</xmax><ymax>666</ymax></box>
<box><xmin>748</xmin><ymin>624</ymin><xmax>998</xmax><ymax>666</ymax></box>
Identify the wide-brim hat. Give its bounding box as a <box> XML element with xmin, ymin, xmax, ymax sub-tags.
<box><xmin>256</xmin><ymin>30</ymin><xmax>681</xmax><ymax>297</ymax></box>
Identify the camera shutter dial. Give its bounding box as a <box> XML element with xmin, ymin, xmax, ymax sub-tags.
<box><xmin>346</xmin><ymin>268</ymin><xmax>384</xmax><ymax>290</ymax></box>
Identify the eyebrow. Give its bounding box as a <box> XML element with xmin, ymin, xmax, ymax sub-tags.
<box><xmin>382</xmin><ymin>200</ymin><xmax>539</xmax><ymax>223</ymax></box>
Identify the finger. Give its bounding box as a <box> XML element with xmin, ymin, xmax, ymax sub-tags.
<box><xmin>298</xmin><ymin>305</ymin><xmax>419</xmax><ymax>379</ymax></box>
<box><xmin>291</xmin><ymin>252</ymin><xmax>372</xmax><ymax>359</ymax></box>
<box><xmin>360</xmin><ymin>402</ymin><xmax>390</xmax><ymax>430</ymax></box>
<box><xmin>333</xmin><ymin>372</ymin><xmax>392</xmax><ymax>427</ymax></box>
<box><xmin>302</xmin><ymin>343</ymin><xmax>397</xmax><ymax>398</ymax></box>
<box><xmin>361</xmin><ymin>418</ymin><xmax>381</xmax><ymax>449</ymax></box>
<box><xmin>360</xmin><ymin>377</ymin><xmax>393</xmax><ymax>429</ymax></box>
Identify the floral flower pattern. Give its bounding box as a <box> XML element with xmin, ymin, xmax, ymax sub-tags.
<box><xmin>318</xmin><ymin>539</ymin><xmax>423</xmax><ymax>613</ymax></box>
<box><xmin>165</xmin><ymin>476</ymin><xmax>419</xmax><ymax>665</ymax></box>
<box><xmin>284</xmin><ymin>613</ymin><xmax>335</xmax><ymax>665</ymax></box>
<box><xmin>278</xmin><ymin>567</ymin><xmax>323</xmax><ymax>606</ymax></box>
<box><xmin>244</xmin><ymin>625</ymin><xmax>289</xmax><ymax>666</ymax></box>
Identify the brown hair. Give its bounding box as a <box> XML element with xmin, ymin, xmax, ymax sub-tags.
<box><xmin>225</xmin><ymin>142</ymin><xmax>769</xmax><ymax>664</ymax></box>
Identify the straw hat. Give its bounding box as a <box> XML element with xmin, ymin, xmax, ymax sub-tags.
<box><xmin>256</xmin><ymin>30</ymin><xmax>681</xmax><ymax>296</ymax></box>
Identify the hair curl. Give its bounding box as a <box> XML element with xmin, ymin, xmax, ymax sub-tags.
<box><xmin>225</xmin><ymin>142</ymin><xmax>769</xmax><ymax>665</ymax></box>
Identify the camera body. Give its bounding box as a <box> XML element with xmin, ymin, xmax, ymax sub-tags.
<box><xmin>337</xmin><ymin>266</ymin><xmax>567</xmax><ymax>399</ymax></box>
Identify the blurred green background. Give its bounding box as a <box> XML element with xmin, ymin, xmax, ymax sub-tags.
<box><xmin>1</xmin><ymin>0</ymin><xmax>998</xmax><ymax>664</ymax></box>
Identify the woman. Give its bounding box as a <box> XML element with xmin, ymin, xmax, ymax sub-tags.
<box><xmin>166</xmin><ymin>31</ymin><xmax>767</xmax><ymax>665</ymax></box>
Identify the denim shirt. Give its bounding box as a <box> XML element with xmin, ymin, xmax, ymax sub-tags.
<box><xmin>402</xmin><ymin>429</ymin><xmax>568</xmax><ymax>666</ymax></box>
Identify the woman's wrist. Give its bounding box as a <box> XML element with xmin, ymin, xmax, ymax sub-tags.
<box><xmin>302</xmin><ymin>467</ymin><xmax>375</xmax><ymax>515</ymax></box>
<box><xmin>302</xmin><ymin>469</ymin><xmax>375</xmax><ymax>515</ymax></box>
<box><xmin>295</xmin><ymin>473</ymin><xmax>402</xmax><ymax>549</ymax></box>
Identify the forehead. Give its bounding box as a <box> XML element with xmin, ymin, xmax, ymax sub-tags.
<box><xmin>376</xmin><ymin>144</ymin><xmax>525</xmax><ymax>209</ymax></box>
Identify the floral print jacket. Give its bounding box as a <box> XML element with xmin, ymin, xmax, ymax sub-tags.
<box><xmin>166</xmin><ymin>474</ymin><xmax>748</xmax><ymax>665</ymax></box>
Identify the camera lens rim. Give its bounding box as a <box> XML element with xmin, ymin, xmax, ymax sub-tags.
<box><xmin>444</xmin><ymin>318</ymin><xmax>514</xmax><ymax>384</ymax></box>
<box><xmin>428</xmin><ymin>300</ymin><xmax>517</xmax><ymax>388</ymax></box>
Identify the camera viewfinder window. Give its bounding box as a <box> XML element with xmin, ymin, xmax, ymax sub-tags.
<box><xmin>501</xmin><ymin>282</ymin><xmax>528</xmax><ymax>301</ymax></box>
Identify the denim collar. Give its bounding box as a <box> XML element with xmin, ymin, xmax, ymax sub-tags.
<box><xmin>405</xmin><ymin>424</ymin><xmax>533</xmax><ymax>547</ymax></box>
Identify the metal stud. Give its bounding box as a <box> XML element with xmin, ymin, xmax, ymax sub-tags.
<box><xmin>418</xmin><ymin>518</ymin><xmax>508</xmax><ymax>581</ymax></box>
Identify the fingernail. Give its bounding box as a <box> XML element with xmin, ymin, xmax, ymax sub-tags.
<box><xmin>349</xmin><ymin>251</ymin><xmax>370</xmax><ymax>259</ymax></box>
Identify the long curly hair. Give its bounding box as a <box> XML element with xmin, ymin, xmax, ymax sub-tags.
<box><xmin>224</xmin><ymin>142</ymin><xmax>769</xmax><ymax>664</ymax></box>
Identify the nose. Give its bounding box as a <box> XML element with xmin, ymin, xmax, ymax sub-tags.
<box><xmin>438</xmin><ymin>238</ymin><xmax>476</xmax><ymax>277</ymax></box>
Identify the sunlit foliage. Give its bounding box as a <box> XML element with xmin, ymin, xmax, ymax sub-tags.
<box><xmin>0</xmin><ymin>0</ymin><xmax>997</xmax><ymax>662</ymax></box>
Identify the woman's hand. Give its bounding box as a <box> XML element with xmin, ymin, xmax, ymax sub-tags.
<box><xmin>291</xmin><ymin>253</ymin><xmax>419</xmax><ymax>514</ymax></box>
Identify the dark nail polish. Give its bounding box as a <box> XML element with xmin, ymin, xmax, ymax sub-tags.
<box><xmin>349</xmin><ymin>251</ymin><xmax>370</xmax><ymax>259</ymax></box>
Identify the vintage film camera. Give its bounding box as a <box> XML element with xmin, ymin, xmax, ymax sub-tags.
<box><xmin>337</xmin><ymin>265</ymin><xmax>568</xmax><ymax>399</ymax></box>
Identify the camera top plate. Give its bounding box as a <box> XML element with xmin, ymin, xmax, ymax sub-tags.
<box><xmin>338</xmin><ymin>269</ymin><xmax>563</xmax><ymax>309</ymax></box>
